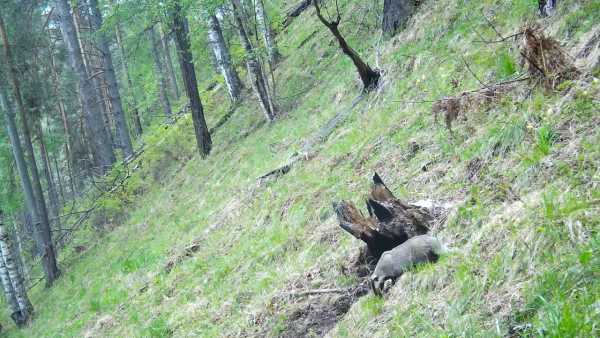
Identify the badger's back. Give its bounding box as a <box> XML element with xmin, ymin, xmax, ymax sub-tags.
<box><xmin>373</xmin><ymin>235</ymin><xmax>442</xmax><ymax>281</ymax></box>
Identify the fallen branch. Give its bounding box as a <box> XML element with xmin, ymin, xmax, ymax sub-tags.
<box><xmin>287</xmin><ymin>287</ymin><xmax>350</xmax><ymax>297</ymax></box>
<box><xmin>256</xmin><ymin>93</ymin><xmax>366</xmax><ymax>183</ymax></box>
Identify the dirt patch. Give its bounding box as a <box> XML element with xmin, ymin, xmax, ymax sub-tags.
<box><xmin>277</xmin><ymin>286</ymin><xmax>368</xmax><ymax>338</ymax></box>
<box><xmin>248</xmin><ymin>247</ymin><xmax>375</xmax><ymax>337</ymax></box>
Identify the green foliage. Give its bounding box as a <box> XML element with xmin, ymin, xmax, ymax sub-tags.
<box><xmin>497</xmin><ymin>52</ymin><xmax>517</xmax><ymax>78</ymax></box>
<box><xmin>3</xmin><ymin>0</ymin><xmax>598</xmax><ymax>337</ymax></box>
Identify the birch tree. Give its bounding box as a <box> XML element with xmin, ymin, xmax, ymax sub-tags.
<box><xmin>231</xmin><ymin>0</ymin><xmax>276</xmax><ymax>121</ymax></box>
<box><xmin>0</xmin><ymin>210</ymin><xmax>32</xmax><ymax>326</ymax></box>
<box><xmin>254</xmin><ymin>0</ymin><xmax>280</xmax><ymax>65</ymax></box>
<box><xmin>207</xmin><ymin>11</ymin><xmax>242</xmax><ymax>102</ymax></box>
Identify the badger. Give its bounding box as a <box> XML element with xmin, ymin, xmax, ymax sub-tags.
<box><xmin>370</xmin><ymin>235</ymin><xmax>444</xmax><ymax>296</ymax></box>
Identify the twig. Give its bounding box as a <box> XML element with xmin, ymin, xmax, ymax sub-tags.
<box><xmin>461</xmin><ymin>55</ymin><xmax>492</xmax><ymax>90</ymax></box>
<box><xmin>287</xmin><ymin>287</ymin><xmax>350</xmax><ymax>297</ymax></box>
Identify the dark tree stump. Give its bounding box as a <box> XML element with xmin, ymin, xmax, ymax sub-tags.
<box><xmin>382</xmin><ymin>0</ymin><xmax>419</xmax><ymax>36</ymax></box>
<box><xmin>333</xmin><ymin>173</ymin><xmax>431</xmax><ymax>258</ymax></box>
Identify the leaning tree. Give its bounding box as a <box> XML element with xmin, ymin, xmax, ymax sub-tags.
<box><xmin>314</xmin><ymin>0</ymin><xmax>380</xmax><ymax>91</ymax></box>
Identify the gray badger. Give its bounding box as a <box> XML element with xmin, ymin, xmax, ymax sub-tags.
<box><xmin>370</xmin><ymin>235</ymin><xmax>443</xmax><ymax>296</ymax></box>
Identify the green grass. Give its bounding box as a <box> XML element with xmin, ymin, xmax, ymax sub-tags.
<box><xmin>2</xmin><ymin>0</ymin><xmax>599</xmax><ymax>337</ymax></box>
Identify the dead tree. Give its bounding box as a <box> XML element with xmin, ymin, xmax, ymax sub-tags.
<box><xmin>314</xmin><ymin>0</ymin><xmax>380</xmax><ymax>91</ymax></box>
<box><xmin>382</xmin><ymin>0</ymin><xmax>419</xmax><ymax>36</ymax></box>
<box><xmin>333</xmin><ymin>173</ymin><xmax>431</xmax><ymax>258</ymax></box>
<box><xmin>284</xmin><ymin>0</ymin><xmax>312</xmax><ymax>27</ymax></box>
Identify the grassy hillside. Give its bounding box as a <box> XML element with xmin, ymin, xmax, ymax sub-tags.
<box><xmin>3</xmin><ymin>0</ymin><xmax>599</xmax><ymax>336</ymax></box>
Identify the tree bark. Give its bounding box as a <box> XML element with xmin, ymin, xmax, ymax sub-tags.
<box><xmin>314</xmin><ymin>0</ymin><xmax>380</xmax><ymax>91</ymax></box>
<box><xmin>55</xmin><ymin>0</ymin><xmax>116</xmax><ymax>174</ymax></box>
<box><xmin>0</xmin><ymin>211</ymin><xmax>33</xmax><ymax>325</ymax></box>
<box><xmin>231</xmin><ymin>0</ymin><xmax>276</xmax><ymax>121</ymax></box>
<box><xmin>333</xmin><ymin>173</ymin><xmax>431</xmax><ymax>259</ymax></box>
<box><xmin>284</xmin><ymin>0</ymin><xmax>312</xmax><ymax>27</ymax></box>
<box><xmin>0</xmin><ymin>243</ymin><xmax>22</xmax><ymax>326</ymax></box>
<box><xmin>171</xmin><ymin>2</ymin><xmax>212</xmax><ymax>157</ymax></box>
<box><xmin>255</xmin><ymin>0</ymin><xmax>280</xmax><ymax>65</ymax></box>
<box><xmin>112</xmin><ymin>10</ymin><xmax>143</xmax><ymax>137</ymax></box>
<box><xmin>149</xmin><ymin>26</ymin><xmax>173</xmax><ymax>120</ymax></box>
<box><xmin>88</xmin><ymin>0</ymin><xmax>134</xmax><ymax>160</ymax></box>
<box><xmin>160</xmin><ymin>23</ymin><xmax>181</xmax><ymax>100</ymax></box>
<box><xmin>75</xmin><ymin>3</ymin><xmax>116</xmax><ymax>150</ymax></box>
<box><xmin>36</xmin><ymin>125</ymin><xmax>62</xmax><ymax>234</ymax></box>
<box><xmin>207</xmin><ymin>13</ymin><xmax>243</xmax><ymax>102</ymax></box>
<box><xmin>382</xmin><ymin>0</ymin><xmax>417</xmax><ymax>36</ymax></box>
<box><xmin>0</xmin><ymin>15</ymin><xmax>61</xmax><ymax>287</ymax></box>
<box><xmin>49</xmin><ymin>51</ymin><xmax>82</xmax><ymax>192</ymax></box>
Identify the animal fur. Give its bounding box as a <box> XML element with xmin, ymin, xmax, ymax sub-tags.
<box><xmin>370</xmin><ymin>235</ymin><xmax>443</xmax><ymax>296</ymax></box>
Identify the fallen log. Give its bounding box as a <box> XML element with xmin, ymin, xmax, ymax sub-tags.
<box><xmin>283</xmin><ymin>0</ymin><xmax>312</xmax><ymax>27</ymax></box>
<box><xmin>333</xmin><ymin>173</ymin><xmax>431</xmax><ymax>258</ymax></box>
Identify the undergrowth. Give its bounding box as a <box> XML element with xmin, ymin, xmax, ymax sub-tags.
<box><xmin>2</xmin><ymin>0</ymin><xmax>598</xmax><ymax>337</ymax></box>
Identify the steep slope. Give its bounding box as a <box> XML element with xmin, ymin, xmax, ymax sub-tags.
<box><xmin>2</xmin><ymin>0</ymin><xmax>598</xmax><ymax>337</ymax></box>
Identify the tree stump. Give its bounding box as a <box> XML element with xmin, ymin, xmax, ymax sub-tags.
<box><xmin>333</xmin><ymin>173</ymin><xmax>431</xmax><ymax>258</ymax></box>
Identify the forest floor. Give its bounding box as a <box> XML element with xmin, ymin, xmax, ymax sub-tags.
<box><xmin>2</xmin><ymin>0</ymin><xmax>599</xmax><ymax>337</ymax></box>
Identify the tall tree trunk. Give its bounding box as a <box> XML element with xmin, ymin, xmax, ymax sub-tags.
<box><xmin>13</xmin><ymin>221</ymin><xmax>28</xmax><ymax>283</ymax></box>
<box><xmin>88</xmin><ymin>0</ymin><xmax>134</xmax><ymax>160</ymax></box>
<box><xmin>49</xmin><ymin>51</ymin><xmax>82</xmax><ymax>192</ymax></box>
<box><xmin>0</xmin><ymin>211</ymin><xmax>33</xmax><ymax>325</ymax></box>
<box><xmin>55</xmin><ymin>0</ymin><xmax>116</xmax><ymax>174</ymax></box>
<box><xmin>160</xmin><ymin>23</ymin><xmax>181</xmax><ymax>100</ymax></box>
<box><xmin>36</xmin><ymin>125</ymin><xmax>62</xmax><ymax>233</ymax></box>
<box><xmin>113</xmin><ymin>13</ymin><xmax>143</xmax><ymax>136</ymax></box>
<box><xmin>149</xmin><ymin>26</ymin><xmax>173</xmax><ymax>120</ymax></box>
<box><xmin>0</xmin><ymin>244</ymin><xmax>22</xmax><ymax>326</ymax></box>
<box><xmin>255</xmin><ymin>0</ymin><xmax>280</xmax><ymax>65</ymax></box>
<box><xmin>171</xmin><ymin>2</ymin><xmax>212</xmax><ymax>157</ymax></box>
<box><xmin>74</xmin><ymin>2</ymin><xmax>115</xmax><ymax>148</ymax></box>
<box><xmin>231</xmin><ymin>0</ymin><xmax>276</xmax><ymax>121</ymax></box>
<box><xmin>207</xmin><ymin>12</ymin><xmax>243</xmax><ymax>102</ymax></box>
<box><xmin>382</xmin><ymin>0</ymin><xmax>417</xmax><ymax>36</ymax></box>
<box><xmin>0</xmin><ymin>15</ymin><xmax>61</xmax><ymax>287</ymax></box>
<box><xmin>314</xmin><ymin>0</ymin><xmax>380</xmax><ymax>91</ymax></box>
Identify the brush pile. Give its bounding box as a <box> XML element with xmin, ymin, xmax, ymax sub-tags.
<box><xmin>520</xmin><ymin>23</ymin><xmax>580</xmax><ymax>89</ymax></box>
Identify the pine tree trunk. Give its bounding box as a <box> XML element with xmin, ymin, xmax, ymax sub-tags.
<box><xmin>171</xmin><ymin>2</ymin><xmax>212</xmax><ymax>157</ymax></box>
<box><xmin>113</xmin><ymin>17</ymin><xmax>143</xmax><ymax>136</ymax></box>
<box><xmin>160</xmin><ymin>24</ymin><xmax>181</xmax><ymax>100</ymax></box>
<box><xmin>0</xmin><ymin>16</ymin><xmax>61</xmax><ymax>287</ymax></box>
<box><xmin>149</xmin><ymin>26</ymin><xmax>173</xmax><ymax>120</ymax></box>
<box><xmin>55</xmin><ymin>0</ymin><xmax>116</xmax><ymax>174</ymax></box>
<box><xmin>50</xmin><ymin>51</ymin><xmax>82</xmax><ymax>192</ymax></box>
<box><xmin>88</xmin><ymin>0</ymin><xmax>134</xmax><ymax>160</ymax></box>
<box><xmin>382</xmin><ymin>0</ymin><xmax>417</xmax><ymax>36</ymax></box>
<box><xmin>255</xmin><ymin>0</ymin><xmax>280</xmax><ymax>65</ymax></box>
<box><xmin>207</xmin><ymin>13</ymin><xmax>243</xmax><ymax>102</ymax></box>
<box><xmin>231</xmin><ymin>0</ymin><xmax>276</xmax><ymax>121</ymax></box>
<box><xmin>36</xmin><ymin>125</ymin><xmax>62</xmax><ymax>233</ymax></box>
<box><xmin>0</xmin><ymin>212</ymin><xmax>33</xmax><ymax>325</ymax></box>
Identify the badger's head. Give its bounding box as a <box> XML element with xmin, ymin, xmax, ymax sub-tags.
<box><xmin>369</xmin><ymin>273</ymin><xmax>396</xmax><ymax>297</ymax></box>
